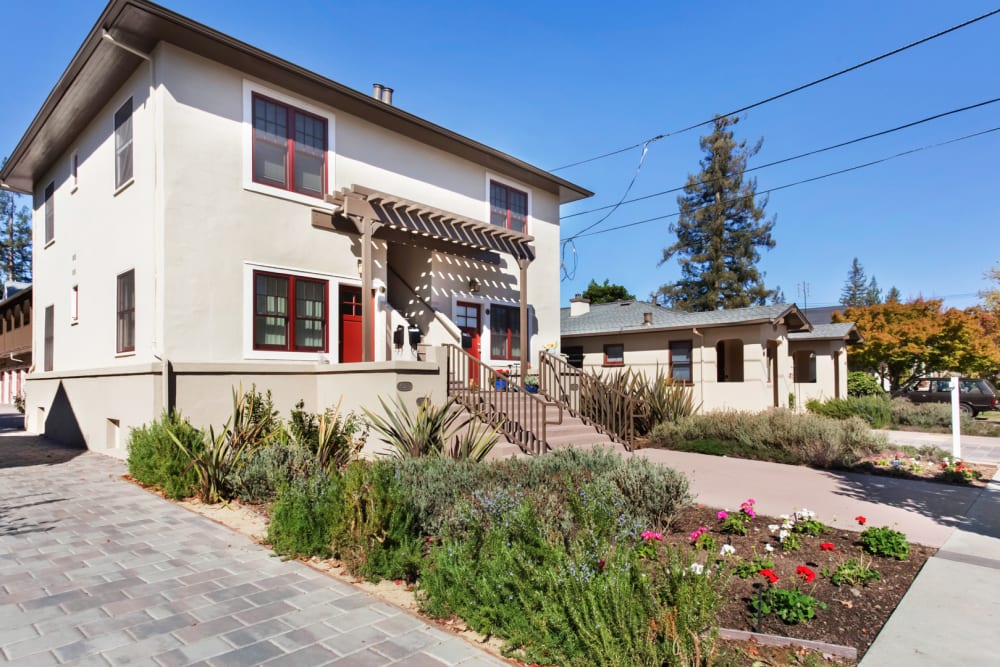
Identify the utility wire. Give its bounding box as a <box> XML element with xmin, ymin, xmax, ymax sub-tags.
<box><xmin>570</xmin><ymin>125</ymin><xmax>1000</xmax><ymax>240</ymax></box>
<box><xmin>550</xmin><ymin>8</ymin><xmax>1000</xmax><ymax>172</ymax></box>
<box><xmin>563</xmin><ymin>96</ymin><xmax>1000</xmax><ymax>220</ymax></box>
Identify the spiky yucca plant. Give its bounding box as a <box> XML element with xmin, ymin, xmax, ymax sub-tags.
<box><xmin>364</xmin><ymin>395</ymin><xmax>499</xmax><ymax>462</ymax></box>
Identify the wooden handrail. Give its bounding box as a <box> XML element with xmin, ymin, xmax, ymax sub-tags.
<box><xmin>538</xmin><ymin>351</ymin><xmax>638</xmax><ymax>448</ymax></box>
<box><xmin>445</xmin><ymin>344</ymin><xmax>561</xmax><ymax>456</ymax></box>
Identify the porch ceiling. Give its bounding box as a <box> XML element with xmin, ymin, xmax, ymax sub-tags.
<box><xmin>326</xmin><ymin>185</ymin><xmax>535</xmax><ymax>262</ymax></box>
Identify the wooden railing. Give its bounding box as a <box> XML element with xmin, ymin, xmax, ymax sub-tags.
<box><xmin>538</xmin><ymin>350</ymin><xmax>640</xmax><ymax>448</ymax></box>
<box><xmin>445</xmin><ymin>345</ymin><xmax>562</xmax><ymax>456</ymax></box>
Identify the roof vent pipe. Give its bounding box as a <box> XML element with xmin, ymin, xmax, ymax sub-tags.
<box><xmin>372</xmin><ymin>83</ymin><xmax>384</xmax><ymax>100</ymax></box>
<box><xmin>643</xmin><ymin>312</ymin><xmax>653</xmax><ymax>326</ymax></box>
<box><xmin>381</xmin><ymin>87</ymin><xmax>393</xmax><ymax>105</ymax></box>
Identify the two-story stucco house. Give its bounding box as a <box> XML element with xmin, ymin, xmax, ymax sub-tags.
<box><xmin>0</xmin><ymin>0</ymin><xmax>590</xmax><ymax>453</ymax></box>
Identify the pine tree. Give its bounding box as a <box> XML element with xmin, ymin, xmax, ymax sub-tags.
<box><xmin>658</xmin><ymin>115</ymin><xmax>775</xmax><ymax>311</ymax></box>
<box><xmin>864</xmin><ymin>276</ymin><xmax>882</xmax><ymax>306</ymax></box>
<box><xmin>841</xmin><ymin>258</ymin><xmax>869</xmax><ymax>306</ymax></box>
<box><xmin>0</xmin><ymin>185</ymin><xmax>32</xmax><ymax>285</ymax></box>
<box><xmin>770</xmin><ymin>285</ymin><xmax>786</xmax><ymax>304</ymax></box>
<box><xmin>885</xmin><ymin>286</ymin><xmax>901</xmax><ymax>303</ymax></box>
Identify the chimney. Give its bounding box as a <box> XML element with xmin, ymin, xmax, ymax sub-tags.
<box><xmin>643</xmin><ymin>312</ymin><xmax>653</xmax><ymax>326</ymax></box>
<box><xmin>569</xmin><ymin>294</ymin><xmax>590</xmax><ymax>317</ymax></box>
<box><xmin>381</xmin><ymin>87</ymin><xmax>393</xmax><ymax>105</ymax></box>
<box><xmin>372</xmin><ymin>83</ymin><xmax>384</xmax><ymax>100</ymax></box>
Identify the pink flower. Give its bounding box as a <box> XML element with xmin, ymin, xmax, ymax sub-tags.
<box><xmin>688</xmin><ymin>526</ymin><xmax>708</xmax><ymax>542</ymax></box>
<box><xmin>717</xmin><ymin>511</ymin><xmax>729</xmax><ymax>520</ymax></box>
<box><xmin>641</xmin><ymin>531</ymin><xmax>663</xmax><ymax>542</ymax></box>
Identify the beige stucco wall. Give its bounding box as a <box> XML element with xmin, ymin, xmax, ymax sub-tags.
<box><xmin>563</xmin><ymin>322</ymin><xmax>800</xmax><ymax>413</ymax></box>
<box><xmin>788</xmin><ymin>339</ymin><xmax>848</xmax><ymax>407</ymax></box>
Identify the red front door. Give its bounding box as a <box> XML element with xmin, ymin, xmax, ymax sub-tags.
<box><xmin>455</xmin><ymin>301</ymin><xmax>481</xmax><ymax>383</ymax></box>
<box><xmin>339</xmin><ymin>285</ymin><xmax>363</xmax><ymax>363</ymax></box>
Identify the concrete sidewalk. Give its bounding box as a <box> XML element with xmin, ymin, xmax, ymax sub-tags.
<box><xmin>0</xmin><ymin>429</ymin><xmax>506</xmax><ymax>667</ymax></box>
<box><xmin>634</xmin><ymin>448</ymin><xmax>1000</xmax><ymax>665</ymax></box>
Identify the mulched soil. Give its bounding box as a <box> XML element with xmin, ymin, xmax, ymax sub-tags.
<box><xmin>671</xmin><ymin>505</ymin><xmax>933</xmax><ymax>662</ymax></box>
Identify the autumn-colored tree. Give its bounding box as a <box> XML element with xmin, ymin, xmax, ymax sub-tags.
<box><xmin>834</xmin><ymin>298</ymin><xmax>1000</xmax><ymax>389</ymax></box>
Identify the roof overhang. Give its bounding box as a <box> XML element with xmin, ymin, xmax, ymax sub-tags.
<box><xmin>0</xmin><ymin>0</ymin><xmax>593</xmax><ymax>204</ymax></box>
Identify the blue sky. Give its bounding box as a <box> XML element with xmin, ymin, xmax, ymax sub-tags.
<box><xmin>1</xmin><ymin>1</ymin><xmax>996</xmax><ymax>310</ymax></box>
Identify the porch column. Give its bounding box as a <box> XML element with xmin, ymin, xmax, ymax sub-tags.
<box><xmin>517</xmin><ymin>257</ymin><xmax>531</xmax><ymax>372</ymax></box>
<box><xmin>362</xmin><ymin>219</ymin><xmax>374</xmax><ymax>362</ymax></box>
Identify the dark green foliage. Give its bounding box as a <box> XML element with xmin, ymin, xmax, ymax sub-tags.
<box><xmin>267</xmin><ymin>472</ymin><xmax>342</xmax><ymax>558</ymax></box>
<box><xmin>841</xmin><ymin>257</ymin><xmax>882</xmax><ymax>307</ymax></box>
<box><xmin>650</xmin><ymin>410</ymin><xmax>884</xmax><ymax>468</ymax></box>
<box><xmin>806</xmin><ymin>396</ymin><xmax>891</xmax><ymax>429</ymax></box>
<box><xmin>581</xmin><ymin>278</ymin><xmax>636</xmax><ymax>304</ymax></box>
<box><xmin>848</xmin><ymin>371</ymin><xmax>885</xmax><ymax>397</ymax></box>
<box><xmin>127</xmin><ymin>412</ymin><xmax>203</xmax><ymax>500</ymax></box>
<box><xmin>227</xmin><ymin>432</ymin><xmax>318</xmax><ymax>504</ymax></box>
<box><xmin>860</xmin><ymin>526</ymin><xmax>910</xmax><ymax>560</ymax></box>
<box><xmin>658</xmin><ymin>115</ymin><xmax>776</xmax><ymax>311</ymax></box>
<box><xmin>0</xmin><ymin>168</ymin><xmax>33</xmax><ymax>283</ymax></box>
<box><xmin>751</xmin><ymin>587</ymin><xmax>827</xmax><ymax>624</ymax></box>
<box><xmin>824</xmin><ymin>557</ymin><xmax>880</xmax><ymax>587</ymax></box>
<box><xmin>733</xmin><ymin>555</ymin><xmax>775</xmax><ymax>579</ymax></box>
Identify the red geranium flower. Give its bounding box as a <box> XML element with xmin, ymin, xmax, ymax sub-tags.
<box><xmin>759</xmin><ymin>569</ymin><xmax>779</xmax><ymax>584</ymax></box>
<box><xmin>820</xmin><ymin>542</ymin><xmax>835</xmax><ymax>551</ymax></box>
<box><xmin>855</xmin><ymin>515</ymin><xmax>867</xmax><ymax>526</ymax></box>
<box><xmin>796</xmin><ymin>565</ymin><xmax>816</xmax><ymax>583</ymax></box>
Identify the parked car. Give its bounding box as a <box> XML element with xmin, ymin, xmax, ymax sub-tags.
<box><xmin>891</xmin><ymin>377</ymin><xmax>999</xmax><ymax>417</ymax></box>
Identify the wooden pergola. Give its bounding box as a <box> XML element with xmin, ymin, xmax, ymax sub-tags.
<box><xmin>317</xmin><ymin>185</ymin><xmax>535</xmax><ymax>370</ymax></box>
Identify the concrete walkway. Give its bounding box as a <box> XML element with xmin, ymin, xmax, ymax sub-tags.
<box><xmin>883</xmin><ymin>428</ymin><xmax>1000</xmax><ymax>464</ymax></box>
<box><xmin>635</xmin><ymin>448</ymin><xmax>1000</xmax><ymax>665</ymax></box>
<box><xmin>0</xmin><ymin>421</ymin><xmax>505</xmax><ymax>666</ymax></box>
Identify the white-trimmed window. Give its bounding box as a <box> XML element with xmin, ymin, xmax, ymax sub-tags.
<box><xmin>117</xmin><ymin>270</ymin><xmax>135</xmax><ymax>353</ymax></box>
<box><xmin>604</xmin><ymin>343</ymin><xmax>624</xmax><ymax>366</ymax></box>
<box><xmin>489</xmin><ymin>180</ymin><xmax>528</xmax><ymax>233</ymax></box>
<box><xmin>490</xmin><ymin>304</ymin><xmax>521</xmax><ymax>360</ymax></box>
<box><xmin>253</xmin><ymin>269</ymin><xmax>328</xmax><ymax>352</ymax></box>
<box><xmin>669</xmin><ymin>340</ymin><xmax>692</xmax><ymax>383</ymax></box>
<box><xmin>114</xmin><ymin>98</ymin><xmax>133</xmax><ymax>189</ymax></box>
<box><xmin>250</xmin><ymin>91</ymin><xmax>328</xmax><ymax>199</ymax></box>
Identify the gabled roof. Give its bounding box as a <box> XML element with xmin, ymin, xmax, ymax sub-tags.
<box><xmin>788</xmin><ymin>322</ymin><xmax>864</xmax><ymax>344</ymax></box>
<box><xmin>0</xmin><ymin>0</ymin><xmax>592</xmax><ymax>204</ymax></box>
<box><xmin>561</xmin><ymin>301</ymin><xmax>811</xmax><ymax>337</ymax></box>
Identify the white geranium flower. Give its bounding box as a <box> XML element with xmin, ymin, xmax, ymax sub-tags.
<box><xmin>719</xmin><ymin>544</ymin><xmax>736</xmax><ymax>557</ymax></box>
<box><xmin>779</xmin><ymin>529</ymin><xmax>789</xmax><ymax>542</ymax></box>
<box><xmin>765</xmin><ymin>544</ymin><xmax>775</xmax><ymax>552</ymax></box>
<box><xmin>689</xmin><ymin>563</ymin><xmax>704</xmax><ymax>575</ymax></box>
<box><xmin>768</xmin><ymin>524</ymin><xmax>779</xmax><ymax>533</ymax></box>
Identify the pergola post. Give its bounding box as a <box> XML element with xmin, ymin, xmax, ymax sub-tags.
<box><xmin>362</xmin><ymin>219</ymin><xmax>374</xmax><ymax>362</ymax></box>
<box><xmin>518</xmin><ymin>257</ymin><xmax>531</xmax><ymax>372</ymax></box>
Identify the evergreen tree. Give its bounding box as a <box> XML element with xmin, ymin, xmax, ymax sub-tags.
<box><xmin>581</xmin><ymin>278</ymin><xmax>635</xmax><ymax>304</ymax></box>
<box><xmin>864</xmin><ymin>276</ymin><xmax>882</xmax><ymax>306</ymax></box>
<box><xmin>770</xmin><ymin>285</ymin><xmax>786</xmax><ymax>304</ymax></box>
<box><xmin>658</xmin><ymin>115</ymin><xmax>775</xmax><ymax>311</ymax></box>
<box><xmin>885</xmin><ymin>286</ymin><xmax>901</xmax><ymax>303</ymax></box>
<box><xmin>840</xmin><ymin>258</ymin><xmax>868</xmax><ymax>306</ymax></box>
<box><xmin>0</xmin><ymin>177</ymin><xmax>32</xmax><ymax>284</ymax></box>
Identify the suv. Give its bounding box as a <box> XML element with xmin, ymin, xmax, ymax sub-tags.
<box><xmin>891</xmin><ymin>377</ymin><xmax>999</xmax><ymax>417</ymax></box>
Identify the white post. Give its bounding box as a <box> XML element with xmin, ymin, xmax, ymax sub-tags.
<box><xmin>950</xmin><ymin>376</ymin><xmax>961</xmax><ymax>459</ymax></box>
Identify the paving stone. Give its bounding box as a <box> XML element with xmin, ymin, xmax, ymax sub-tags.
<box><xmin>206</xmin><ymin>640</ymin><xmax>284</xmax><ymax>667</ymax></box>
<box><xmin>3</xmin><ymin>627</ymin><xmax>85</xmax><ymax>660</ymax></box>
<box><xmin>153</xmin><ymin>636</ymin><xmax>233</xmax><ymax>667</ymax></box>
<box><xmin>126</xmin><ymin>613</ymin><xmax>199</xmax><ymax>641</ymax></box>
<box><xmin>261</xmin><ymin>642</ymin><xmax>339</xmax><ymax>666</ymax></box>
<box><xmin>328</xmin><ymin>648</ymin><xmax>392</xmax><ymax>666</ymax></box>
<box><xmin>172</xmin><ymin>615</ymin><xmax>245</xmax><ymax>645</ymax></box>
<box><xmin>52</xmin><ymin>630</ymin><xmax>132</xmax><ymax>662</ymax></box>
<box><xmin>322</xmin><ymin>623</ymin><xmax>389</xmax><ymax>657</ymax></box>
<box><xmin>222</xmin><ymin>619</ymin><xmax>293</xmax><ymax>648</ymax></box>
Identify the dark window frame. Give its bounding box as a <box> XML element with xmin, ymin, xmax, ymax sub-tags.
<box><xmin>489</xmin><ymin>304</ymin><xmax>522</xmax><ymax>360</ymax></box>
<box><xmin>793</xmin><ymin>349</ymin><xmax>817</xmax><ymax>383</ymax></box>
<box><xmin>43</xmin><ymin>305</ymin><xmax>54</xmax><ymax>372</ymax></box>
<box><xmin>489</xmin><ymin>180</ymin><xmax>528</xmax><ymax>233</ymax></box>
<box><xmin>252</xmin><ymin>269</ymin><xmax>329</xmax><ymax>353</ymax></box>
<box><xmin>117</xmin><ymin>270</ymin><xmax>135</xmax><ymax>353</ymax></box>
<box><xmin>43</xmin><ymin>182</ymin><xmax>54</xmax><ymax>244</ymax></box>
<box><xmin>251</xmin><ymin>93</ymin><xmax>328</xmax><ymax>199</ymax></box>
<box><xmin>114</xmin><ymin>98</ymin><xmax>133</xmax><ymax>189</ymax></box>
<box><xmin>604</xmin><ymin>343</ymin><xmax>624</xmax><ymax>366</ymax></box>
<box><xmin>669</xmin><ymin>339</ymin><xmax>693</xmax><ymax>384</ymax></box>
<box><xmin>563</xmin><ymin>345</ymin><xmax>584</xmax><ymax>369</ymax></box>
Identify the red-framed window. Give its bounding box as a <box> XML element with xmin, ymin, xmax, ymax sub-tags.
<box><xmin>43</xmin><ymin>182</ymin><xmax>54</xmax><ymax>244</ymax></box>
<box><xmin>252</xmin><ymin>93</ymin><xmax>327</xmax><ymax>198</ymax></box>
<box><xmin>116</xmin><ymin>270</ymin><xmax>135</xmax><ymax>353</ymax></box>
<box><xmin>489</xmin><ymin>181</ymin><xmax>527</xmax><ymax>233</ymax></box>
<box><xmin>604</xmin><ymin>343</ymin><xmax>624</xmax><ymax>366</ymax></box>
<box><xmin>490</xmin><ymin>304</ymin><xmax>522</xmax><ymax>360</ymax></box>
<box><xmin>253</xmin><ymin>270</ymin><xmax>328</xmax><ymax>352</ymax></box>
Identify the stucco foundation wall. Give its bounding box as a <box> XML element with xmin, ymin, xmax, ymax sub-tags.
<box><xmin>24</xmin><ymin>369</ymin><xmax>161</xmax><ymax>457</ymax></box>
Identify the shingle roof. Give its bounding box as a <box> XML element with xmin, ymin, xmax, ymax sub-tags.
<box><xmin>788</xmin><ymin>322</ymin><xmax>863</xmax><ymax>343</ymax></box>
<box><xmin>561</xmin><ymin>301</ymin><xmax>810</xmax><ymax>337</ymax></box>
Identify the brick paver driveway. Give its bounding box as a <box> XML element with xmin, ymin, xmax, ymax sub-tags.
<box><xmin>0</xmin><ymin>421</ymin><xmax>504</xmax><ymax>666</ymax></box>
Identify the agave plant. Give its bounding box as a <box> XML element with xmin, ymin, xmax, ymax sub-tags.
<box><xmin>314</xmin><ymin>398</ymin><xmax>366</xmax><ymax>471</ymax></box>
<box><xmin>364</xmin><ymin>395</ymin><xmax>499</xmax><ymax>461</ymax></box>
<box><xmin>168</xmin><ymin>384</ymin><xmax>273</xmax><ymax>503</ymax></box>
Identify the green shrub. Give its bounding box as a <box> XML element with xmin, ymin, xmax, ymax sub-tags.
<box><xmin>650</xmin><ymin>410</ymin><xmax>884</xmax><ymax>468</ymax></box>
<box><xmin>751</xmin><ymin>586</ymin><xmax>826</xmax><ymax>624</ymax></box>
<box><xmin>127</xmin><ymin>412</ymin><xmax>203</xmax><ymax>499</ymax></box>
<box><xmin>288</xmin><ymin>398</ymin><xmax>367</xmax><ymax>470</ymax></box>
<box><xmin>848</xmin><ymin>371</ymin><xmax>885</xmax><ymax>397</ymax></box>
<box><xmin>889</xmin><ymin>399</ymin><xmax>1000</xmax><ymax>436</ymax></box>
<box><xmin>364</xmin><ymin>395</ymin><xmax>498</xmax><ymax>461</ymax></box>
<box><xmin>227</xmin><ymin>431</ymin><xmax>318</xmax><ymax>504</ymax></box>
<box><xmin>824</xmin><ymin>557</ymin><xmax>880</xmax><ymax>587</ymax></box>
<box><xmin>806</xmin><ymin>396</ymin><xmax>891</xmax><ymax>429</ymax></box>
<box><xmin>267</xmin><ymin>472</ymin><xmax>342</xmax><ymax>558</ymax></box>
<box><xmin>860</xmin><ymin>526</ymin><xmax>910</xmax><ymax>560</ymax></box>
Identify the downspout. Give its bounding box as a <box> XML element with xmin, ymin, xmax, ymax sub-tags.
<box><xmin>692</xmin><ymin>327</ymin><xmax>704</xmax><ymax>407</ymax></box>
<box><xmin>102</xmin><ymin>31</ymin><xmax>169</xmax><ymax>413</ymax></box>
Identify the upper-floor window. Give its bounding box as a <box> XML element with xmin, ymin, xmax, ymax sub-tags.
<box><xmin>43</xmin><ymin>182</ymin><xmax>54</xmax><ymax>244</ymax></box>
<box><xmin>114</xmin><ymin>98</ymin><xmax>133</xmax><ymax>189</ymax></box>
<box><xmin>117</xmin><ymin>270</ymin><xmax>135</xmax><ymax>353</ymax></box>
<box><xmin>252</xmin><ymin>94</ymin><xmax>327</xmax><ymax>198</ymax></box>
<box><xmin>253</xmin><ymin>270</ymin><xmax>327</xmax><ymax>352</ymax></box>
<box><xmin>490</xmin><ymin>181</ymin><xmax>527</xmax><ymax>233</ymax></box>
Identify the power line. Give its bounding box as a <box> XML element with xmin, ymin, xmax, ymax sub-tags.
<box><xmin>563</xmin><ymin>97</ymin><xmax>1000</xmax><ymax>220</ymax></box>
<box><xmin>550</xmin><ymin>8</ymin><xmax>1000</xmax><ymax>172</ymax></box>
<box><xmin>569</xmin><ymin>125</ymin><xmax>1000</xmax><ymax>240</ymax></box>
